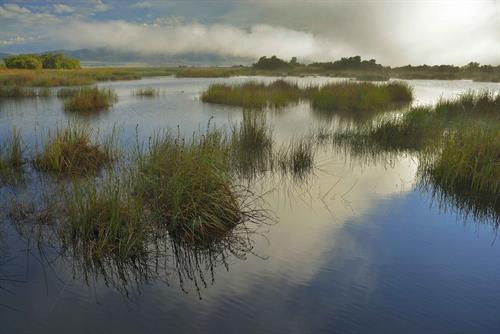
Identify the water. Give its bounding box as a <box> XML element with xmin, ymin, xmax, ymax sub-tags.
<box><xmin>0</xmin><ymin>77</ymin><xmax>499</xmax><ymax>333</ymax></box>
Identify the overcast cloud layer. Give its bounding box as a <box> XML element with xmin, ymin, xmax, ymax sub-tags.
<box><xmin>0</xmin><ymin>0</ymin><xmax>498</xmax><ymax>65</ymax></box>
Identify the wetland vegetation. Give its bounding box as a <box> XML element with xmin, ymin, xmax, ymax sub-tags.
<box><xmin>0</xmin><ymin>67</ymin><xmax>174</xmax><ymax>88</ymax></box>
<box><xmin>0</xmin><ymin>71</ymin><xmax>499</xmax><ymax>333</ymax></box>
<box><xmin>201</xmin><ymin>80</ymin><xmax>413</xmax><ymax>112</ymax></box>
<box><xmin>331</xmin><ymin>90</ymin><xmax>499</xmax><ymax>220</ymax></box>
<box><xmin>33</xmin><ymin>125</ymin><xmax>117</xmax><ymax>175</ymax></box>
<box><xmin>62</xmin><ymin>87</ymin><xmax>117</xmax><ymax>112</ymax></box>
<box><xmin>172</xmin><ymin>55</ymin><xmax>500</xmax><ymax>82</ymax></box>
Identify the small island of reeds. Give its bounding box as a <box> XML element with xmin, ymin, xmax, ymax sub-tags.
<box><xmin>62</xmin><ymin>87</ymin><xmax>117</xmax><ymax>112</ymax></box>
<box><xmin>201</xmin><ymin>80</ymin><xmax>413</xmax><ymax>112</ymax></box>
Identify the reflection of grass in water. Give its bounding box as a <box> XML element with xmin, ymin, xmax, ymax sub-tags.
<box><xmin>63</xmin><ymin>87</ymin><xmax>117</xmax><ymax>113</ymax></box>
<box><xmin>7</xmin><ymin>201</ymin><xmax>269</xmax><ymax>299</ymax></box>
<box><xmin>0</xmin><ymin>129</ymin><xmax>25</xmax><ymax>185</ymax></box>
<box><xmin>0</xmin><ymin>86</ymin><xmax>51</xmax><ymax>98</ymax></box>
<box><xmin>132</xmin><ymin>87</ymin><xmax>161</xmax><ymax>97</ymax></box>
<box><xmin>33</xmin><ymin>124</ymin><xmax>117</xmax><ymax>175</ymax></box>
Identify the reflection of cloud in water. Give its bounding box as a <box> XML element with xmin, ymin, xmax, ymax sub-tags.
<box><xmin>191</xmin><ymin>151</ymin><xmax>418</xmax><ymax>297</ymax></box>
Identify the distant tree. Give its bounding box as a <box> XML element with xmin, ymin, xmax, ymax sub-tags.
<box><xmin>4</xmin><ymin>53</ymin><xmax>80</xmax><ymax>69</ymax></box>
<box><xmin>253</xmin><ymin>56</ymin><xmax>292</xmax><ymax>70</ymax></box>
<box><xmin>309</xmin><ymin>56</ymin><xmax>385</xmax><ymax>71</ymax></box>
<box><xmin>41</xmin><ymin>53</ymin><xmax>80</xmax><ymax>69</ymax></box>
<box><xmin>4</xmin><ymin>54</ymin><xmax>43</xmax><ymax>69</ymax></box>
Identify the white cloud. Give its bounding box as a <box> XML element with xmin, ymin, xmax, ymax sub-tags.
<box><xmin>0</xmin><ymin>3</ymin><xmax>31</xmax><ymax>18</ymax></box>
<box><xmin>91</xmin><ymin>0</ymin><xmax>111</xmax><ymax>12</ymax></box>
<box><xmin>131</xmin><ymin>1</ymin><xmax>153</xmax><ymax>9</ymax></box>
<box><xmin>0</xmin><ymin>36</ymin><xmax>28</xmax><ymax>46</ymax></box>
<box><xmin>3</xmin><ymin>3</ymin><xmax>31</xmax><ymax>15</ymax></box>
<box><xmin>53</xmin><ymin>4</ymin><xmax>74</xmax><ymax>14</ymax></box>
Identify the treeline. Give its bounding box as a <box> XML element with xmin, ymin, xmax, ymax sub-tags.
<box><xmin>252</xmin><ymin>55</ymin><xmax>499</xmax><ymax>81</ymax></box>
<box><xmin>253</xmin><ymin>55</ymin><xmax>386</xmax><ymax>71</ymax></box>
<box><xmin>3</xmin><ymin>53</ymin><xmax>80</xmax><ymax>69</ymax></box>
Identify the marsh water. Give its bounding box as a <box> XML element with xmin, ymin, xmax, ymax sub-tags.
<box><xmin>1</xmin><ymin>77</ymin><xmax>499</xmax><ymax>333</ymax></box>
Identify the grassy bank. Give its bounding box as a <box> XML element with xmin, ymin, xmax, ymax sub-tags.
<box><xmin>0</xmin><ymin>67</ymin><xmax>174</xmax><ymax>87</ymax></box>
<box><xmin>63</xmin><ymin>87</ymin><xmax>117</xmax><ymax>112</ymax></box>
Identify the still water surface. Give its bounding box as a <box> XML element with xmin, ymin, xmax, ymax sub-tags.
<box><xmin>0</xmin><ymin>77</ymin><xmax>499</xmax><ymax>333</ymax></box>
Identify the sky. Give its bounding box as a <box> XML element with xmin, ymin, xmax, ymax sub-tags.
<box><xmin>0</xmin><ymin>0</ymin><xmax>499</xmax><ymax>65</ymax></box>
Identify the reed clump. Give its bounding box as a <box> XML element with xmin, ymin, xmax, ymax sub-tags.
<box><xmin>231</xmin><ymin>112</ymin><xmax>273</xmax><ymax>153</ymax></box>
<box><xmin>434</xmin><ymin>90</ymin><xmax>500</xmax><ymax>121</ymax></box>
<box><xmin>201</xmin><ymin>80</ymin><xmax>302</xmax><ymax>108</ymax></box>
<box><xmin>277</xmin><ymin>136</ymin><xmax>315</xmax><ymax>177</ymax></box>
<box><xmin>135</xmin><ymin>129</ymin><xmax>245</xmax><ymax>244</ymax></box>
<box><xmin>58</xmin><ymin>176</ymin><xmax>147</xmax><ymax>260</ymax></box>
<box><xmin>63</xmin><ymin>87</ymin><xmax>117</xmax><ymax>112</ymax></box>
<box><xmin>201</xmin><ymin>80</ymin><xmax>413</xmax><ymax>112</ymax></box>
<box><xmin>310</xmin><ymin>81</ymin><xmax>413</xmax><ymax>112</ymax></box>
<box><xmin>333</xmin><ymin>91</ymin><xmax>500</xmax><ymax>154</ymax></box>
<box><xmin>418</xmin><ymin>125</ymin><xmax>500</xmax><ymax>222</ymax></box>
<box><xmin>33</xmin><ymin>125</ymin><xmax>116</xmax><ymax>175</ymax></box>
<box><xmin>132</xmin><ymin>87</ymin><xmax>161</xmax><ymax>97</ymax></box>
<box><xmin>420</xmin><ymin>126</ymin><xmax>500</xmax><ymax>199</ymax></box>
<box><xmin>0</xmin><ymin>129</ymin><xmax>24</xmax><ymax>181</ymax></box>
<box><xmin>230</xmin><ymin>112</ymin><xmax>274</xmax><ymax>177</ymax></box>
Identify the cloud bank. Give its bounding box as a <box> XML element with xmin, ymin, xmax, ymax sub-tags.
<box><xmin>56</xmin><ymin>20</ymin><xmax>350</xmax><ymax>61</ymax></box>
<box><xmin>0</xmin><ymin>0</ymin><xmax>498</xmax><ymax>65</ymax></box>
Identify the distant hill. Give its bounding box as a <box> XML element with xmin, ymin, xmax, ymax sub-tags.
<box><xmin>59</xmin><ymin>48</ymin><xmax>252</xmax><ymax>67</ymax></box>
<box><xmin>0</xmin><ymin>48</ymin><xmax>252</xmax><ymax>67</ymax></box>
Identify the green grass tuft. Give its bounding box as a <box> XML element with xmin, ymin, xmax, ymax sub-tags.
<box><xmin>134</xmin><ymin>128</ymin><xmax>245</xmax><ymax>244</ymax></box>
<box><xmin>201</xmin><ymin>80</ymin><xmax>302</xmax><ymax>109</ymax></box>
<box><xmin>0</xmin><ymin>129</ymin><xmax>24</xmax><ymax>183</ymax></box>
<box><xmin>310</xmin><ymin>81</ymin><xmax>413</xmax><ymax>112</ymax></box>
<box><xmin>63</xmin><ymin>87</ymin><xmax>117</xmax><ymax>112</ymax></box>
<box><xmin>33</xmin><ymin>125</ymin><xmax>116</xmax><ymax>175</ymax></box>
